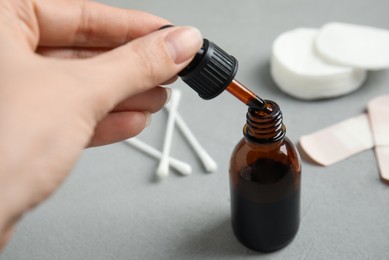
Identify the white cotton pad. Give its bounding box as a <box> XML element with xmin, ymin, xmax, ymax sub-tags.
<box><xmin>315</xmin><ymin>22</ymin><xmax>389</xmax><ymax>70</ymax></box>
<box><xmin>271</xmin><ymin>28</ymin><xmax>367</xmax><ymax>100</ymax></box>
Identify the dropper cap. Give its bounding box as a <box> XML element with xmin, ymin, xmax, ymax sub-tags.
<box><xmin>179</xmin><ymin>39</ymin><xmax>238</xmax><ymax>100</ymax></box>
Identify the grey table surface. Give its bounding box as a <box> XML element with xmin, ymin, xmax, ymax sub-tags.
<box><xmin>1</xmin><ymin>0</ymin><xmax>389</xmax><ymax>259</ymax></box>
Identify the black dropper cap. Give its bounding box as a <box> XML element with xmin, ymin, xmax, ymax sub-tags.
<box><xmin>179</xmin><ymin>39</ymin><xmax>238</xmax><ymax>100</ymax></box>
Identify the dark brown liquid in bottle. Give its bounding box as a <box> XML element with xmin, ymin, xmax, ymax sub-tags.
<box><xmin>229</xmin><ymin>100</ymin><xmax>301</xmax><ymax>252</ymax></box>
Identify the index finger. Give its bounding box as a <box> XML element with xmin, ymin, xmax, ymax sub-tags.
<box><xmin>35</xmin><ymin>0</ymin><xmax>169</xmax><ymax>47</ymax></box>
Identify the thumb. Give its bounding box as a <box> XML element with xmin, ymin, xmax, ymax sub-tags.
<box><xmin>83</xmin><ymin>26</ymin><xmax>202</xmax><ymax>106</ymax></box>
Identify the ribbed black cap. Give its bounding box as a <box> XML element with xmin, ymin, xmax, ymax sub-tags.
<box><xmin>179</xmin><ymin>39</ymin><xmax>238</xmax><ymax>100</ymax></box>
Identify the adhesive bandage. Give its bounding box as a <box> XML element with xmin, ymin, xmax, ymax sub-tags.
<box><xmin>300</xmin><ymin>114</ymin><xmax>374</xmax><ymax>166</ymax></box>
<box><xmin>367</xmin><ymin>95</ymin><xmax>389</xmax><ymax>183</ymax></box>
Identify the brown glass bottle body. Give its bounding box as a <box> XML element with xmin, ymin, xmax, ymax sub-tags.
<box><xmin>229</xmin><ymin>101</ymin><xmax>301</xmax><ymax>252</ymax></box>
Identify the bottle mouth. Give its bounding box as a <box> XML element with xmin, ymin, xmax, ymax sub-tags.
<box><xmin>244</xmin><ymin>100</ymin><xmax>286</xmax><ymax>143</ymax></box>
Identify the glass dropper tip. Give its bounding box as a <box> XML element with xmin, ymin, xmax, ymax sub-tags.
<box><xmin>247</xmin><ymin>96</ymin><xmax>266</xmax><ymax>111</ymax></box>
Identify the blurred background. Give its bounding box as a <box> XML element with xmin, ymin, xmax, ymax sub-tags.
<box><xmin>1</xmin><ymin>0</ymin><xmax>388</xmax><ymax>259</ymax></box>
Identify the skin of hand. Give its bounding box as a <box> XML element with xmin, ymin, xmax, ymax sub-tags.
<box><xmin>0</xmin><ymin>0</ymin><xmax>202</xmax><ymax>249</ymax></box>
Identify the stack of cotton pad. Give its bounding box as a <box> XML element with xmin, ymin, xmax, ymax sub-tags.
<box><xmin>271</xmin><ymin>22</ymin><xmax>389</xmax><ymax>100</ymax></box>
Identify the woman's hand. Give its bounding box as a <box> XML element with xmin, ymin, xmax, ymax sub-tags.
<box><xmin>0</xmin><ymin>0</ymin><xmax>202</xmax><ymax>249</ymax></box>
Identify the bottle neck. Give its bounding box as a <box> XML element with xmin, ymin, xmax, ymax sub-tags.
<box><xmin>243</xmin><ymin>100</ymin><xmax>286</xmax><ymax>144</ymax></box>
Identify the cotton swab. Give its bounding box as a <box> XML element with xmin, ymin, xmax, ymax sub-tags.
<box><xmin>124</xmin><ymin>138</ymin><xmax>192</xmax><ymax>175</ymax></box>
<box><xmin>164</xmin><ymin>104</ymin><xmax>218</xmax><ymax>173</ymax></box>
<box><xmin>156</xmin><ymin>89</ymin><xmax>182</xmax><ymax>179</ymax></box>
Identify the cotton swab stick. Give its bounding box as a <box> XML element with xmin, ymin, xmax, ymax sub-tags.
<box><xmin>156</xmin><ymin>89</ymin><xmax>182</xmax><ymax>179</ymax></box>
<box><xmin>124</xmin><ymin>138</ymin><xmax>192</xmax><ymax>175</ymax></box>
<box><xmin>165</xmin><ymin>104</ymin><xmax>218</xmax><ymax>173</ymax></box>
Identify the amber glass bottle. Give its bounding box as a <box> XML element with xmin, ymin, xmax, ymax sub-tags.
<box><xmin>229</xmin><ymin>100</ymin><xmax>301</xmax><ymax>252</ymax></box>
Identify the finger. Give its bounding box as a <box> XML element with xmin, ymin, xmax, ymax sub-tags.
<box><xmin>88</xmin><ymin>111</ymin><xmax>150</xmax><ymax>147</ymax></box>
<box><xmin>0</xmin><ymin>225</ymin><xmax>14</xmax><ymax>251</ymax></box>
<box><xmin>37</xmin><ymin>47</ymin><xmax>179</xmax><ymax>87</ymax></box>
<box><xmin>37</xmin><ymin>48</ymin><xmax>183</xmax><ymax>89</ymax></box>
<box><xmin>36</xmin><ymin>46</ymin><xmax>110</xmax><ymax>59</ymax></box>
<box><xmin>161</xmin><ymin>76</ymin><xmax>178</xmax><ymax>85</ymax></box>
<box><xmin>79</xmin><ymin>26</ymin><xmax>202</xmax><ymax>108</ymax></box>
<box><xmin>35</xmin><ymin>0</ymin><xmax>169</xmax><ymax>47</ymax></box>
<box><xmin>113</xmin><ymin>87</ymin><xmax>169</xmax><ymax>113</ymax></box>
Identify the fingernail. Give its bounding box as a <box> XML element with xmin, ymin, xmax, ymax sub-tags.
<box><xmin>165</xmin><ymin>26</ymin><xmax>202</xmax><ymax>64</ymax></box>
<box><xmin>144</xmin><ymin>112</ymin><xmax>152</xmax><ymax>127</ymax></box>
<box><xmin>159</xmin><ymin>24</ymin><xmax>174</xmax><ymax>30</ymax></box>
<box><xmin>164</xmin><ymin>88</ymin><xmax>172</xmax><ymax>105</ymax></box>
